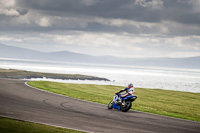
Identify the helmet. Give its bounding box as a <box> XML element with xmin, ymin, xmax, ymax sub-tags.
<box><xmin>128</xmin><ymin>83</ymin><xmax>133</xmax><ymax>88</ymax></box>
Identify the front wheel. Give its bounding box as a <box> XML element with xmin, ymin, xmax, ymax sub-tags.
<box><xmin>121</xmin><ymin>101</ymin><xmax>132</xmax><ymax>112</ymax></box>
<box><xmin>108</xmin><ymin>101</ymin><xmax>114</xmax><ymax>109</ymax></box>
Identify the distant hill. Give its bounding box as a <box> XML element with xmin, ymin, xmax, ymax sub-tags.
<box><xmin>0</xmin><ymin>43</ymin><xmax>199</xmax><ymax>69</ymax></box>
<box><xmin>0</xmin><ymin>43</ymin><xmax>45</xmax><ymax>59</ymax></box>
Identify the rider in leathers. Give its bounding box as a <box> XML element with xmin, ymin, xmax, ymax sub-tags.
<box><xmin>116</xmin><ymin>83</ymin><xmax>135</xmax><ymax>103</ymax></box>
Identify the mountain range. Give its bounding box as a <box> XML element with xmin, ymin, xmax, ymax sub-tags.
<box><xmin>0</xmin><ymin>43</ymin><xmax>199</xmax><ymax>69</ymax></box>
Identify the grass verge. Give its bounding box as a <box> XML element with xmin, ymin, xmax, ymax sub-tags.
<box><xmin>0</xmin><ymin>116</ymin><xmax>85</xmax><ymax>133</ymax></box>
<box><xmin>28</xmin><ymin>81</ymin><xmax>200</xmax><ymax>122</ymax></box>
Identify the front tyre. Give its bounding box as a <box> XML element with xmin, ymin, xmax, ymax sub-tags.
<box><xmin>108</xmin><ymin>101</ymin><xmax>114</xmax><ymax>109</ymax></box>
<box><xmin>121</xmin><ymin>101</ymin><xmax>132</xmax><ymax>112</ymax></box>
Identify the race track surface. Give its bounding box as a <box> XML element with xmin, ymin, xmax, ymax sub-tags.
<box><xmin>0</xmin><ymin>78</ymin><xmax>199</xmax><ymax>133</ymax></box>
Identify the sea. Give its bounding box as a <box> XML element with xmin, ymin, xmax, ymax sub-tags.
<box><xmin>0</xmin><ymin>58</ymin><xmax>200</xmax><ymax>93</ymax></box>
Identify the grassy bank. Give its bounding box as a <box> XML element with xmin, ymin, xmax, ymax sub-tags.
<box><xmin>0</xmin><ymin>68</ymin><xmax>109</xmax><ymax>81</ymax></box>
<box><xmin>0</xmin><ymin>116</ymin><xmax>85</xmax><ymax>133</ymax></box>
<box><xmin>28</xmin><ymin>81</ymin><xmax>200</xmax><ymax>122</ymax></box>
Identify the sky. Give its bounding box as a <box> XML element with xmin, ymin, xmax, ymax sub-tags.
<box><xmin>0</xmin><ymin>0</ymin><xmax>200</xmax><ymax>58</ymax></box>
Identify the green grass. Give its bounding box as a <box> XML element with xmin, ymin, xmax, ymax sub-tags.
<box><xmin>28</xmin><ymin>81</ymin><xmax>200</xmax><ymax>122</ymax></box>
<box><xmin>0</xmin><ymin>116</ymin><xmax>85</xmax><ymax>133</ymax></box>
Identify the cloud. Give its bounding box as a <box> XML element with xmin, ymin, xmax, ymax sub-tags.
<box><xmin>0</xmin><ymin>0</ymin><xmax>200</xmax><ymax>58</ymax></box>
<box><xmin>0</xmin><ymin>8</ymin><xmax>20</xmax><ymax>16</ymax></box>
<box><xmin>14</xmin><ymin>0</ymin><xmax>200</xmax><ymax>25</ymax></box>
<box><xmin>164</xmin><ymin>35</ymin><xmax>200</xmax><ymax>50</ymax></box>
<box><xmin>80</xmin><ymin>0</ymin><xmax>100</xmax><ymax>6</ymax></box>
<box><xmin>0</xmin><ymin>0</ymin><xmax>16</xmax><ymax>7</ymax></box>
<box><xmin>36</xmin><ymin>17</ymin><xmax>52</xmax><ymax>27</ymax></box>
<box><xmin>32</xmin><ymin>32</ymin><xmax>200</xmax><ymax>52</ymax></box>
<box><xmin>0</xmin><ymin>0</ymin><xmax>28</xmax><ymax>16</ymax></box>
<box><xmin>0</xmin><ymin>36</ymin><xmax>22</xmax><ymax>42</ymax></box>
<box><xmin>0</xmin><ymin>0</ymin><xmax>195</xmax><ymax>36</ymax></box>
<box><xmin>0</xmin><ymin>0</ymin><xmax>18</xmax><ymax>16</ymax></box>
<box><xmin>0</xmin><ymin>0</ymin><xmax>199</xmax><ymax>32</ymax></box>
<box><xmin>177</xmin><ymin>0</ymin><xmax>200</xmax><ymax>13</ymax></box>
<box><xmin>1</xmin><ymin>30</ymin><xmax>200</xmax><ymax>58</ymax></box>
<box><xmin>134</xmin><ymin>0</ymin><xmax>163</xmax><ymax>10</ymax></box>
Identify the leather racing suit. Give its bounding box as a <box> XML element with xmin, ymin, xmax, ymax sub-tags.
<box><xmin>118</xmin><ymin>87</ymin><xmax>135</xmax><ymax>98</ymax></box>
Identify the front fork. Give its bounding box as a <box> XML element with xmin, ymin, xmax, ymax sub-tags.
<box><xmin>113</xmin><ymin>94</ymin><xmax>125</xmax><ymax>106</ymax></box>
<box><xmin>113</xmin><ymin>94</ymin><xmax>119</xmax><ymax>102</ymax></box>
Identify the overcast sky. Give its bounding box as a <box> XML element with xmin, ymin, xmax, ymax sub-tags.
<box><xmin>0</xmin><ymin>0</ymin><xmax>200</xmax><ymax>58</ymax></box>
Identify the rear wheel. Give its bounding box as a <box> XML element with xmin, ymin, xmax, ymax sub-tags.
<box><xmin>108</xmin><ymin>101</ymin><xmax>114</xmax><ymax>109</ymax></box>
<box><xmin>121</xmin><ymin>101</ymin><xmax>132</xmax><ymax>112</ymax></box>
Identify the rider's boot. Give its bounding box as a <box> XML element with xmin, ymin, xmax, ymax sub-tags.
<box><xmin>118</xmin><ymin>97</ymin><xmax>122</xmax><ymax>104</ymax></box>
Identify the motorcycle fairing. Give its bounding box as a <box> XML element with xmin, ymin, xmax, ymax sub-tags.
<box><xmin>122</xmin><ymin>95</ymin><xmax>137</xmax><ymax>102</ymax></box>
<box><xmin>113</xmin><ymin>102</ymin><xmax>121</xmax><ymax>110</ymax></box>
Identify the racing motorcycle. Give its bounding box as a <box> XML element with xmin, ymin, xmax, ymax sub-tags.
<box><xmin>108</xmin><ymin>93</ymin><xmax>137</xmax><ymax>112</ymax></box>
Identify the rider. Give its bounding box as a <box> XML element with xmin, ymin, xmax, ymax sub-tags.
<box><xmin>116</xmin><ymin>83</ymin><xmax>135</xmax><ymax>103</ymax></box>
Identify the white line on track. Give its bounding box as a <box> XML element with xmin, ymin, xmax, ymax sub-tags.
<box><xmin>25</xmin><ymin>82</ymin><xmax>105</xmax><ymax>106</ymax></box>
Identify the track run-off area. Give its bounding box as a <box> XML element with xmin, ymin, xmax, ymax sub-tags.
<box><xmin>0</xmin><ymin>78</ymin><xmax>199</xmax><ymax>133</ymax></box>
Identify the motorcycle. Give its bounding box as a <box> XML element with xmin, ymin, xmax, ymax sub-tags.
<box><xmin>108</xmin><ymin>93</ymin><xmax>137</xmax><ymax>112</ymax></box>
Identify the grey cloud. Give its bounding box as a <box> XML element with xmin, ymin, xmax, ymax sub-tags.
<box><xmin>0</xmin><ymin>0</ymin><xmax>199</xmax><ymax>37</ymax></box>
<box><xmin>15</xmin><ymin>0</ymin><xmax>162</xmax><ymax>22</ymax></box>
<box><xmin>15</xmin><ymin>0</ymin><xmax>200</xmax><ymax>24</ymax></box>
<box><xmin>16</xmin><ymin>9</ymin><xmax>28</xmax><ymax>15</ymax></box>
<box><xmin>162</xmin><ymin>1</ymin><xmax>200</xmax><ymax>26</ymax></box>
<box><xmin>0</xmin><ymin>0</ymin><xmax>199</xmax><ymax>58</ymax></box>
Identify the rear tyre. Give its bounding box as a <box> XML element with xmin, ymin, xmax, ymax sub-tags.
<box><xmin>108</xmin><ymin>101</ymin><xmax>114</xmax><ymax>109</ymax></box>
<box><xmin>121</xmin><ymin>101</ymin><xmax>132</xmax><ymax>112</ymax></box>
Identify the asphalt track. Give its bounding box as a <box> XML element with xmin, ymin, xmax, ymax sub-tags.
<box><xmin>0</xmin><ymin>78</ymin><xmax>200</xmax><ymax>133</ymax></box>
